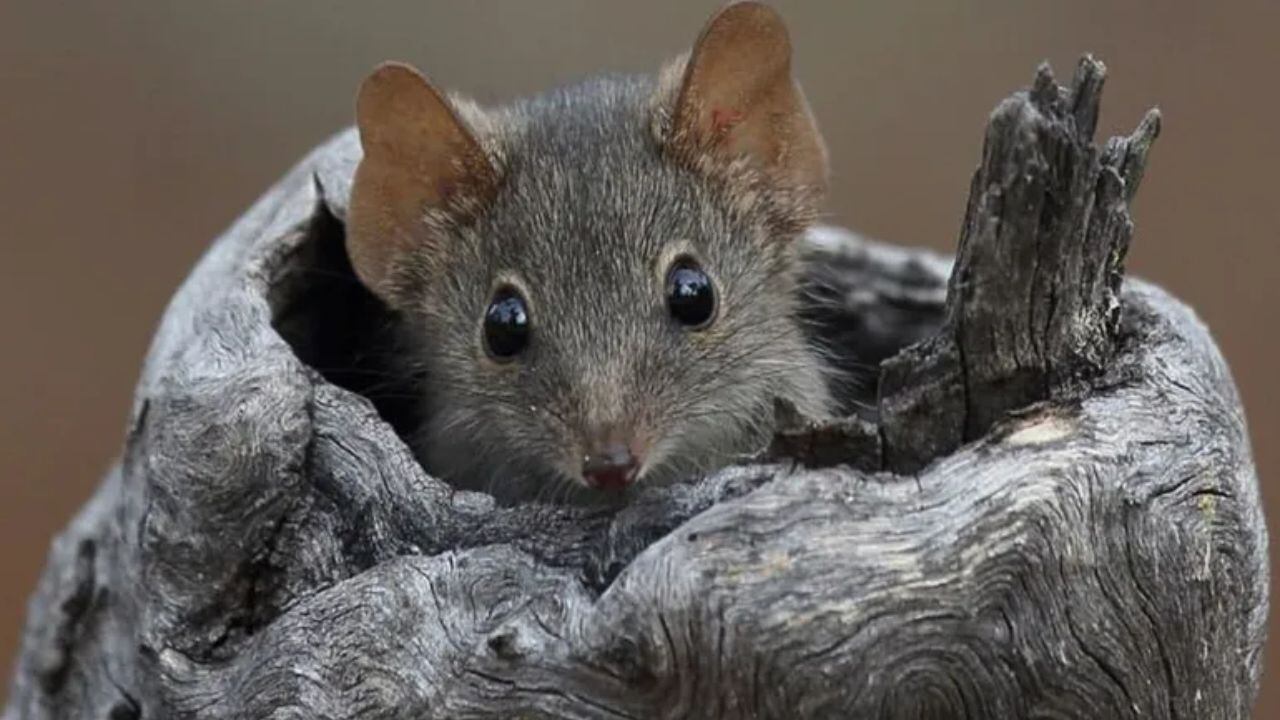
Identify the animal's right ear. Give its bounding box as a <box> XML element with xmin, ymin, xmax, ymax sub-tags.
<box><xmin>348</xmin><ymin>62</ymin><xmax>497</xmax><ymax>306</ymax></box>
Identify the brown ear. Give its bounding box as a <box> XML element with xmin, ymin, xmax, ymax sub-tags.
<box><xmin>348</xmin><ymin>62</ymin><xmax>497</xmax><ymax>305</ymax></box>
<box><xmin>670</xmin><ymin>1</ymin><xmax>826</xmax><ymax>194</ymax></box>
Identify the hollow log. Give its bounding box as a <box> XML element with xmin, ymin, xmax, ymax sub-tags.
<box><xmin>3</xmin><ymin>57</ymin><xmax>1267</xmax><ymax>719</ymax></box>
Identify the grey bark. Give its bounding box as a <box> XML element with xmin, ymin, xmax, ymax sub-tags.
<box><xmin>3</xmin><ymin>57</ymin><xmax>1267</xmax><ymax>719</ymax></box>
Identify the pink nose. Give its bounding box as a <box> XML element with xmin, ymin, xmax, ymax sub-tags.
<box><xmin>582</xmin><ymin>442</ymin><xmax>638</xmax><ymax>491</ymax></box>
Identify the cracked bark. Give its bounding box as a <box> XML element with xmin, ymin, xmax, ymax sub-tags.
<box><xmin>4</xmin><ymin>57</ymin><xmax>1268</xmax><ymax>719</ymax></box>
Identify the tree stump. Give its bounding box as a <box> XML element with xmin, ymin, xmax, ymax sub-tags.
<box><xmin>4</xmin><ymin>57</ymin><xmax>1267</xmax><ymax>719</ymax></box>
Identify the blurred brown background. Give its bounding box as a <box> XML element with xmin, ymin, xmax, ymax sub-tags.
<box><xmin>1</xmin><ymin>0</ymin><xmax>1275</xmax><ymax>713</ymax></box>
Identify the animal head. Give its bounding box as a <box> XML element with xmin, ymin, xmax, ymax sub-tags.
<box><xmin>347</xmin><ymin>2</ymin><xmax>831</xmax><ymax>501</ymax></box>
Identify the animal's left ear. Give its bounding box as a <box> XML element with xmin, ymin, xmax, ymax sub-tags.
<box><xmin>667</xmin><ymin>1</ymin><xmax>827</xmax><ymax>195</ymax></box>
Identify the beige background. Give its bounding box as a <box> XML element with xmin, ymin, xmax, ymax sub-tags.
<box><xmin>1</xmin><ymin>0</ymin><xmax>1276</xmax><ymax>713</ymax></box>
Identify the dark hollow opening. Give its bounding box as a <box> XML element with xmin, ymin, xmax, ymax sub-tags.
<box><xmin>268</xmin><ymin>201</ymin><xmax>423</xmax><ymax>441</ymax></box>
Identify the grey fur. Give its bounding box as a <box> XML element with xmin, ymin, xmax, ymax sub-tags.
<box><xmin>393</xmin><ymin>75</ymin><xmax>831</xmax><ymax>504</ymax></box>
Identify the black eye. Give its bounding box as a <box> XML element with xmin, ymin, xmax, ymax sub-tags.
<box><xmin>665</xmin><ymin>257</ymin><xmax>716</xmax><ymax>329</ymax></box>
<box><xmin>483</xmin><ymin>286</ymin><xmax>530</xmax><ymax>360</ymax></box>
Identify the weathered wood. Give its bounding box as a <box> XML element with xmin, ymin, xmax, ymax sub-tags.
<box><xmin>3</xmin><ymin>58</ymin><xmax>1267</xmax><ymax>720</ymax></box>
<box><xmin>878</xmin><ymin>57</ymin><xmax>1162</xmax><ymax>474</ymax></box>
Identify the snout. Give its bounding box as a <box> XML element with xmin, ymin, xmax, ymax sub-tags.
<box><xmin>582</xmin><ymin>442</ymin><xmax>637</xmax><ymax>490</ymax></box>
<box><xmin>580</xmin><ymin>430</ymin><xmax>647</xmax><ymax>491</ymax></box>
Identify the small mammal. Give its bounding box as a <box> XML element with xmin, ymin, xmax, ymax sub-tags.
<box><xmin>347</xmin><ymin>1</ymin><xmax>834</xmax><ymax>503</ymax></box>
